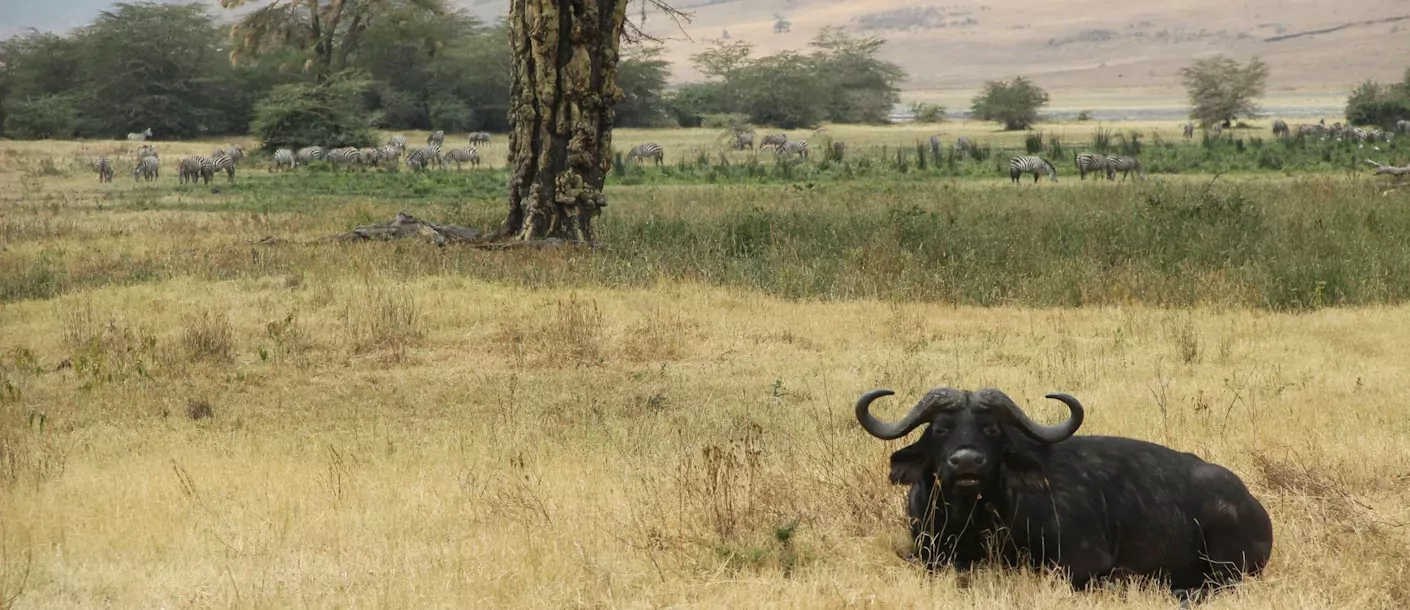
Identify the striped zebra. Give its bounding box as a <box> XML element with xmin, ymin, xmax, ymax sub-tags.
<box><xmin>731</xmin><ymin>131</ymin><xmax>755</xmax><ymax>150</ymax></box>
<box><xmin>93</xmin><ymin>157</ymin><xmax>114</xmax><ymax>183</ymax></box>
<box><xmin>137</xmin><ymin>144</ymin><xmax>157</xmax><ymax>159</ymax></box>
<box><xmin>1075</xmin><ymin>152</ymin><xmax>1110</xmax><ymax>180</ymax></box>
<box><xmin>1296</xmin><ymin>123</ymin><xmax>1322</xmax><ymax>138</ymax></box>
<box><xmin>1398</xmin><ymin>120</ymin><xmax>1410</xmax><ymax>135</ymax></box>
<box><xmin>1271</xmin><ymin>120</ymin><xmax>1289</xmax><ymax>138</ymax></box>
<box><xmin>427</xmin><ymin>130</ymin><xmax>445</xmax><ymax>147</ymax></box>
<box><xmin>359</xmin><ymin>147</ymin><xmax>382</xmax><ymax>168</ymax></box>
<box><xmin>445</xmin><ymin>146</ymin><xmax>480</xmax><ymax>169</ymax></box>
<box><xmin>296</xmin><ymin>146</ymin><xmax>326</xmax><ymax>164</ymax></box>
<box><xmin>1105</xmin><ymin>155</ymin><xmax>1147</xmax><ymax>181</ymax></box>
<box><xmin>388</xmin><ymin>134</ymin><xmax>408</xmax><ymax>152</ymax></box>
<box><xmin>406</xmin><ymin>145</ymin><xmax>441</xmax><ymax>171</ymax></box>
<box><xmin>777</xmin><ymin>140</ymin><xmax>808</xmax><ymax>159</ymax></box>
<box><xmin>179</xmin><ymin>156</ymin><xmax>213</xmax><ymax>185</ymax></box>
<box><xmin>209</xmin><ymin>153</ymin><xmax>237</xmax><ymax>183</ymax></box>
<box><xmin>375</xmin><ymin>144</ymin><xmax>402</xmax><ymax>169</ymax></box>
<box><xmin>929</xmin><ymin>134</ymin><xmax>944</xmax><ymax>159</ymax></box>
<box><xmin>326</xmin><ymin>147</ymin><xmax>361</xmax><ymax>169</ymax></box>
<box><xmin>468</xmin><ymin>132</ymin><xmax>491</xmax><ymax>145</ymax></box>
<box><xmin>1009</xmin><ymin>156</ymin><xmax>1057</xmax><ymax>184</ymax></box>
<box><xmin>132</xmin><ymin>156</ymin><xmax>159</xmax><ymax>182</ymax></box>
<box><xmin>127</xmin><ymin>128</ymin><xmax>153</xmax><ymax>142</ymax></box>
<box><xmin>626</xmin><ymin>143</ymin><xmax>665</xmax><ymax>165</ymax></box>
<box><xmin>271</xmin><ymin>148</ymin><xmax>296</xmax><ymax>171</ymax></box>
<box><xmin>955</xmin><ymin>137</ymin><xmax>975</xmax><ymax>152</ymax></box>
<box><xmin>1183</xmin><ymin>122</ymin><xmax>1195</xmax><ymax>139</ymax></box>
<box><xmin>758</xmin><ymin>133</ymin><xmax>787</xmax><ymax>151</ymax></box>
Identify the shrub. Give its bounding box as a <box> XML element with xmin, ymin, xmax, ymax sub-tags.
<box><xmin>971</xmin><ymin>77</ymin><xmax>1049</xmax><ymax>130</ymax></box>
<box><xmin>2</xmin><ymin>95</ymin><xmax>79</xmax><ymax>140</ymax></box>
<box><xmin>250</xmin><ymin>74</ymin><xmax>378</xmax><ymax>151</ymax></box>
<box><xmin>909</xmin><ymin>102</ymin><xmax>947</xmax><ymax>123</ymax></box>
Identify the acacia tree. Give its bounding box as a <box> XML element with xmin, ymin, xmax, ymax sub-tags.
<box><xmin>496</xmin><ymin>0</ymin><xmax>683</xmax><ymax>243</ymax></box>
<box><xmin>971</xmin><ymin>77</ymin><xmax>1048</xmax><ymax>131</ymax></box>
<box><xmin>1180</xmin><ymin>55</ymin><xmax>1268</xmax><ymax>128</ymax></box>
<box><xmin>218</xmin><ymin>0</ymin><xmax>445</xmax><ymax>81</ymax></box>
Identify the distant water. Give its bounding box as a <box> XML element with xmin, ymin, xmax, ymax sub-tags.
<box><xmin>891</xmin><ymin>106</ymin><xmax>1345</xmax><ymax>123</ymax></box>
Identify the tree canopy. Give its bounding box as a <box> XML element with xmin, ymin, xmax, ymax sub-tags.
<box><xmin>1179</xmin><ymin>55</ymin><xmax>1269</xmax><ymax>128</ymax></box>
<box><xmin>970</xmin><ymin>77</ymin><xmax>1049</xmax><ymax>131</ymax></box>
<box><xmin>1344</xmin><ymin>69</ymin><xmax>1410</xmax><ymax>128</ymax></box>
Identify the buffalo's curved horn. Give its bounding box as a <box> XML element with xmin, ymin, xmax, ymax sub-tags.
<box><xmin>856</xmin><ymin>388</ymin><xmax>953</xmax><ymax>440</ymax></box>
<box><xmin>987</xmin><ymin>390</ymin><xmax>1085</xmax><ymax>444</ymax></box>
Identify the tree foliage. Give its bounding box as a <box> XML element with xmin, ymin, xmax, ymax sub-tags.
<box><xmin>971</xmin><ymin>77</ymin><xmax>1049</xmax><ymax>130</ymax></box>
<box><xmin>1179</xmin><ymin>55</ymin><xmax>1269</xmax><ymax>127</ymax></box>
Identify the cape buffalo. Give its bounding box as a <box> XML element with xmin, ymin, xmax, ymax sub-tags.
<box><xmin>856</xmin><ymin>387</ymin><xmax>1273</xmax><ymax>601</ymax></box>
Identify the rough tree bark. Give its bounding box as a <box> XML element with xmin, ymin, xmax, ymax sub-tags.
<box><xmin>495</xmin><ymin>0</ymin><xmax>629</xmax><ymax>243</ymax></box>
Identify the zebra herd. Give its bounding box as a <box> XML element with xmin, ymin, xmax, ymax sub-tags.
<box><xmin>1075</xmin><ymin>152</ymin><xmax>1147</xmax><ymax>181</ymax></box>
<box><xmin>277</xmin><ymin>138</ymin><xmax>482</xmax><ymax>173</ymax></box>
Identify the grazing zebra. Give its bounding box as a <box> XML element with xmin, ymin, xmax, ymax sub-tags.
<box><xmin>758</xmin><ymin>133</ymin><xmax>787</xmax><ymax>151</ymax></box>
<box><xmin>137</xmin><ymin>144</ymin><xmax>157</xmax><ymax>159</ymax></box>
<box><xmin>626</xmin><ymin>143</ymin><xmax>665</xmax><ymax>165</ymax></box>
<box><xmin>468</xmin><ymin>132</ymin><xmax>491</xmax><ymax>146</ymax></box>
<box><xmin>732</xmin><ymin>131</ymin><xmax>755</xmax><ymax>150</ymax></box>
<box><xmin>359</xmin><ymin>147</ymin><xmax>382</xmax><ymax>168</ymax></box>
<box><xmin>777</xmin><ymin>140</ymin><xmax>809</xmax><ymax>159</ymax></box>
<box><xmin>955</xmin><ymin>137</ymin><xmax>975</xmax><ymax>152</ymax></box>
<box><xmin>93</xmin><ymin>157</ymin><xmax>114</xmax><ymax>183</ymax></box>
<box><xmin>1183</xmin><ymin>122</ymin><xmax>1195</xmax><ymax>139</ymax></box>
<box><xmin>179</xmin><ymin>156</ymin><xmax>213</xmax><ymax>185</ymax></box>
<box><xmin>1398</xmin><ymin>120</ymin><xmax>1410</xmax><ymax>135</ymax></box>
<box><xmin>375</xmin><ymin>144</ymin><xmax>402</xmax><ymax>169</ymax></box>
<box><xmin>127</xmin><ymin>128</ymin><xmax>153</xmax><ymax>142</ymax></box>
<box><xmin>209</xmin><ymin>153</ymin><xmax>237</xmax><ymax>183</ymax></box>
<box><xmin>132</xmin><ymin>156</ymin><xmax>160</xmax><ymax>182</ymax></box>
<box><xmin>1105</xmin><ymin>155</ymin><xmax>1147</xmax><ymax>181</ymax></box>
<box><xmin>388</xmin><ymin>134</ymin><xmax>408</xmax><ymax>152</ymax></box>
<box><xmin>296</xmin><ymin>146</ymin><xmax>326</xmax><ymax>164</ymax></box>
<box><xmin>326</xmin><ymin>147</ymin><xmax>361</xmax><ymax>169</ymax></box>
<box><xmin>1075</xmin><ymin>152</ymin><xmax>1110</xmax><ymax>180</ymax></box>
<box><xmin>272</xmin><ymin>148</ymin><xmax>296</xmax><ymax>171</ymax></box>
<box><xmin>406</xmin><ymin>145</ymin><xmax>442</xmax><ymax>171</ymax></box>
<box><xmin>928</xmin><ymin>134</ymin><xmax>944</xmax><ymax>158</ymax></box>
<box><xmin>427</xmin><ymin>130</ymin><xmax>445</xmax><ymax>147</ymax></box>
<box><xmin>1009</xmin><ymin>156</ymin><xmax>1057</xmax><ymax>184</ymax></box>
<box><xmin>1296</xmin><ymin>123</ymin><xmax>1323</xmax><ymax>138</ymax></box>
<box><xmin>1272</xmin><ymin>120</ymin><xmax>1289</xmax><ymax>138</ymax></box>
<box><xmin>828</xmin><ymin>140</ymin><xmax>846</xmax><ymax>161</ymax></box>
<box><xmin>445</xmin><ymin>146</ymin><xmax>480</xmax><ymax>169</ymax></box>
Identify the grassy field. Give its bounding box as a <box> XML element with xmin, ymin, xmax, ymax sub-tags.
<box><xmin>2</xmin><ymin>127</ymin><xmax>1410</xmax><ymax>608</ymax></box>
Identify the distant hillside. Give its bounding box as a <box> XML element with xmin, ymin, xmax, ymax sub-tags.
<box><xmin>456</xmin><ymin>0</ymin><xmax>1409</xmax><ymax>108</ymax></box>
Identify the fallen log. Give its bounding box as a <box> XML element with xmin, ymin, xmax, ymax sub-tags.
<box><xmin>326</xmin><ymin>211</ymin><xmax>482</xmax><ymax>246</ymax></box>
<box><xmin>1364</xmin><ymin>159</ymin><xmax>1410</xmax><ymax>178</ymax></box>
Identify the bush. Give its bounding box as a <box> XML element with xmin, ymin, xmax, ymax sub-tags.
<box><xmin>251</xmin><ymin>75</ymin><xmax>378</xmax><ymax>151</ymax></box>
<box><xmin>971</xmin><ymin>77</ymin><xmax>1049</xmax><ymax>130</ymax></box>
<box><xmin>1077</xmin><ymin>110</ymin><xmax>1093</xmax><ymax>122</ymax></box>
<box><xmin>909</xmin><ymin>102</ymin><xmax>947</xmax><ymax>123</ymax></box>
<box><xmin>1345</xmin><ymin>79</ymin><xmax>1410</xmax><ymax>128</ymax></box>
<box><xmin>2</xmin><ymin>95</ymin><xmax>79</xmax><ymax>140</ymax></box>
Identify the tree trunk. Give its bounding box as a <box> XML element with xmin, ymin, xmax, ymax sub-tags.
<box><xmin>497</xmin><ymin>0</ymin><xmax>627</xmax><ymax>243</ymax></box>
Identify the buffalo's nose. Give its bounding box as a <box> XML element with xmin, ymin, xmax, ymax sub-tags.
<box><xmin>947</xmin><ymin>449</ymin><xmax>986</xmax><ymax>470</ymax></box>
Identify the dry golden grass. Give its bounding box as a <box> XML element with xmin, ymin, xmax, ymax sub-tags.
<box><xmin>2</xmin><ymin>133</ymin><xmax>1409</xmax><ymax>608</ymax></box>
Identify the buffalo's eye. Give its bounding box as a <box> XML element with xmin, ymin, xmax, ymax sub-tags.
<box><xmin>930</xmin><ymin>425</ymin><xmax>950</xmax><ymax>436</ymax></box>
<box><xmin>983</xmin><ymin>424</ymin><xmax>1002</xmax><ymax>436</ymax></box>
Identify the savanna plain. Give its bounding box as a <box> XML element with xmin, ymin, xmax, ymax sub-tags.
<box><xmin>2</xmin><ymin>123</ymin><xmax>1410</xmax><ymax>608</ymax></box>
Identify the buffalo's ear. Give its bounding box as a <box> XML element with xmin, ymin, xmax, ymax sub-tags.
<box><xmin>889</xmin><ymin>442</ymin><xmax>931</xmax><ymax>485</ymax></box>
<box><xmin>1000</xmin><ymin>425</ymin><xmax>1046</xmax><ymax>484</ymax></box>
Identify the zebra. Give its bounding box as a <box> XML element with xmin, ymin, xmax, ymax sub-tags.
<box><xmin>777</xmin><ymin>140</ymin><xmax>809</xmax><ymax>159</ymax></box>
<box><xmin>626</xmin><ymin>143</ymin><xmax>665</xmax><ymax>165</ymax></box>
<box><xmin>1009</xmin><ymin>156</ymin><xmax>1057</xmax><ymax>184</ymax></box>
<box><xmin>1272</xmin><ymin>120</ymin><xmax>1289</xmax><ymax>138</ymax></box>
<box><xmin>1398</xmin><ymin>120</ymin><xmax>1410</xmax><ymax>135</ymax></box>
<box><xmin>179</xmin><ymin>156</ymin><xmax>213</xmax><ymax>185</ymax></box>
<box><xmin>132</xmin><ymin>156</ymin><xmax>159</xmax><ymax>182</ymax></box>
<box><xmin>427</xmin><ymin>130</ymin><xmax>445</xmax><ymax>147</ymax></box>
<box><xmin>731</xmin><ymin>131</ymin><xmax>755</xmax><ymax>150</ymax></box>
<box><xmin>1208</xmin><ymin>124</ymin><xmax>1224</xmax><ymax>139</ymax></box>
<box><xmin>758</xmin><ymin>133</ymin><xmax>787</xmax><ymax>151</ymax></box>
<box><xmin>359</xmin><ymin>147</ymin><xmax>382</xmax><ymax>168</ymax></box>
<box><xmin>406</xmin><ymin>145</ymin><xmax>442</xmax><ymax>171</ymax></box>
<box><xmin>296</xmin><ymin>146</ymin><xmax>326</xmax><ymax>164</ymax></box>
<box><xmin>1075</xmin><ymin>152</ymin><xmax>1110</xmax><ymax>180</ymax></box>
<box><xmin>1296</xmin><ymin>123</ymin><xmax>1323</xmax><ymax>138</ymax></box>
<box><xmin>375</xmin><ymin>144</ymin><xmax>402</xmax><ymax>169</ymax></box>
<box><xmin>929</xmin><ymin>134</ymin><xmax>944</xmax><ymax>159</ymax></box>
<box><xmin>272</xmin><ymin>148</ymin><xmax>296</xmax><ymax>171</ymax></box>
<box><xmin>326</xmin><ymin>147</ymin><xmax>361</xmax><ymax>169</ymax></box>
<box><xmin>127</xmin><ymin>128</ymin><xmax>153</xmax><ymax>142</ymax></box>
<box><xmin>93</xmin><ymin>157</ymin><xmax>114</xmax><ymax>183</ymax></box>
<box><xmin>1105</xmin><ymin>155</ymin><xmax>1147</xmax><ymax>181</ymax></box>
<box><xmin>388</xmin><ymin>134</ymin><xmax>408</xmax><ymax>152</ymax></box>
<box><xmin>137</xmin><ymin>144</ymin><xmax>158</xmax><ymax>159</ymax></box>
<box><xmin>1183</xmin><ymin>122</ymin><xmax>1195</xmax><ymax>139</ymax></box>
<box><xmin>468</xmin><ymin>132</ymin><xmax>491</xmax><ymax>146</ymax></box>
<box><xmin>955</xmin><ymin>137</ymin><xmax>975</xmax><ymax>152</ymax></box>
<box><xmin>210</xmin><ymin>153</ymin><xmax>237</xmax><ymax>183</ymax></box>
<box><xmin>445</xmin><ymin>146</ymin><xmax>480</xmax><ymax>169</ymax></box>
